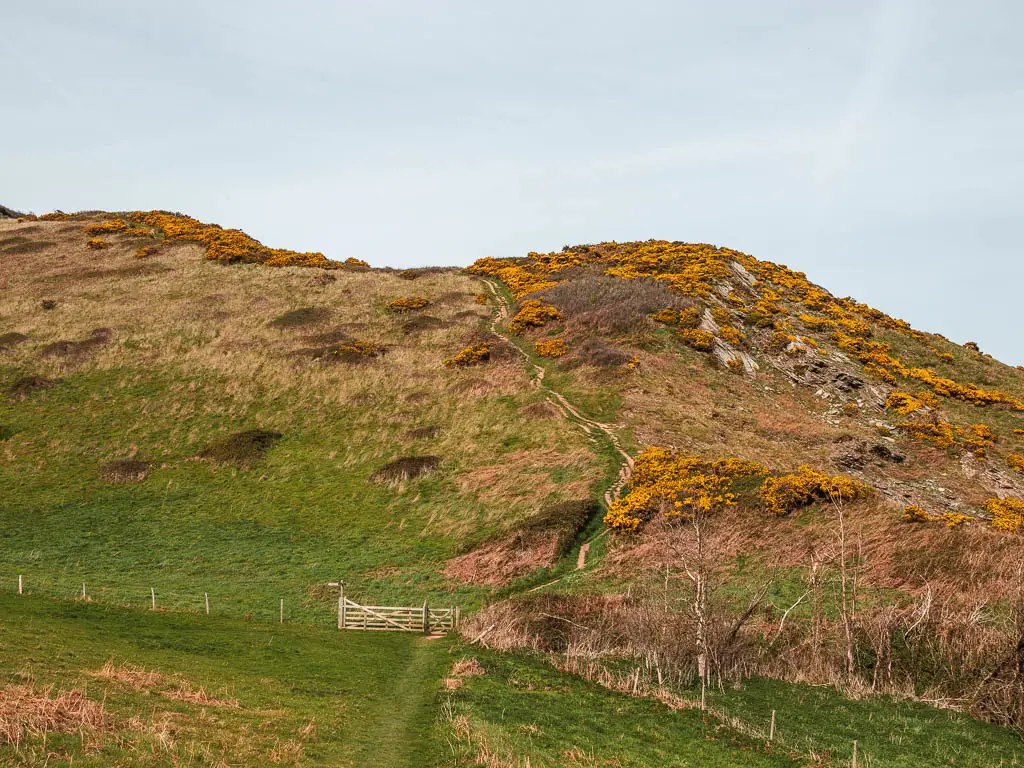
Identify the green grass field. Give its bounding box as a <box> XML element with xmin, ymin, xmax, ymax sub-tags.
<box><xmin>0</xmin><ymin>593</ymin><xmax>454</xmax><ymax>767</ymax></box>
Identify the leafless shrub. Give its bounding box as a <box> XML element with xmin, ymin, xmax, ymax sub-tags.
<box><xmin>576</xmin><ymin>338</ymin><xmax>633</xmax><ymax>368</ymax></box>
<box><xmin>534</xmin><ymin>271</ymin><xmax>695</xmax><ymax>336</ymax></box>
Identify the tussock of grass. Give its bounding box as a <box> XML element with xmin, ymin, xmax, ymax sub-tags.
<box><xmin>5</xmin><ymin>375</ymin><xmax>57</xmax><ymax>399</ymax></box>
<box><xmin>406</xmin><ymin>426</ymin><xmax>441</xmax><ymax>440</ymax></box>
<box><xmin>371</xmin><ymin>455</ymin><xmax>442</xmax><ymax>484</ymax></box>
<box><xmin>0</xmin><ymin>332</ymin><xmax>28</xmax><ymax>349</ymax></box>
<box><xmin>196</xmin><ymin>429</ymin><xmax>283</xmax><ymax>466</ymax></box>
<box><xmin>39</xmin><ymin>328</ymin><xmax>112</xmax><ymax>360</ymax></box>
<box><xmin>0</xmin><ymin>683</ymin><xmax>109</xmax><ymax>748</ymax></box>
<box><xmin>401</xmin><ymin>314</ymin><xmax>446</xmax><ymax>334</ymax></box>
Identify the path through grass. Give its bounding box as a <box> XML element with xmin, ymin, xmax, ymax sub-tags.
<box><xmin>0</xmin><ymin>593</ymin><xmax>453</xmax><ymax>767</ymax></box>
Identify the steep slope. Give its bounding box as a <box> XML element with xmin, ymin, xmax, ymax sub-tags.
<box><xmin>465</xmin><ymin>240</ymin><xmax>1024</xmax><ymax>735</ymax></box>
<box><xmin>0</xmin><ymin>212</ymin><xmax>609</xmax><ymax>618</ymax></box>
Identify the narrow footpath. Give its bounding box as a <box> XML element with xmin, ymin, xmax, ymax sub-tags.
<box><xmin>478</xmin><ymin>277</ymin><xmax>635</xmax><ymax>568</ymax></box>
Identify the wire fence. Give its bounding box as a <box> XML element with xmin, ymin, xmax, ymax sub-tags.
<box><xmin>2</xmin><ymin>571</ymin><xmax>342</xmax><ymax>627</ymax></box>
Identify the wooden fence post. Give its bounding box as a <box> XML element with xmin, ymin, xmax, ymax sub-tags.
<box><xmin>769</xmin><ymin>709</ymin><xmax>776</xmax><ymax>741</ymax></box>
<box><xmin>852</xmin><ymin>740</ymin><xmax>858</xmax><ymax>768</ymax></box>
<box><xmin>17</xmin><ymin>575</ymin><xmax>22</xmax><ymax>595</ymax></box>
<box><xmin>82</xmin><ymin>583</ymin><xmax>86</xmax><ymax>600</ymax></box>
<box><xmin>423</xmin><ymin>601</ymin><xmax>429</xmax><ymax>634</ymax></box>
<box><xmin>280</xmin><ymin>599</ymin><xmax>284</xmax><ymax>623</ymax></box>
<box><xmin>340</xmin><ymin>583</ymin><xmax>345</xmax><ymax>629</ymax></box>
<box><xmin>151</xmin><ymin>587</ymin><xmax>156</xmax><ymax>610</ymax></box>
<box><xmin>205</xmin><ymin>592</ymin><xmax>210</xmax><ymax>615</ymax></box>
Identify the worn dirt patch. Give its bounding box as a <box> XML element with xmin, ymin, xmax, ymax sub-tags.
<box><xmin>444</xmin><ymin>499</ymin><xmax>596</xmax><ymax>586</ymax></box>
<box><xmin>98</xmin><ymin>460</ymin><xmax>151</xmax><ymax>483</ymax></box>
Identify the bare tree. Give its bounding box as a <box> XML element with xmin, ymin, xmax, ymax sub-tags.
<box><xmin>830</xmin><ymin>491</ymin><xmax>857</xmax><ymax>678</ymax></box>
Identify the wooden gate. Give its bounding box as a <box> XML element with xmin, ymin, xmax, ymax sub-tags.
<box><xmin>329</xmin><ymin>584</ymin><xmax>458</xmax><ymax>633</ymax></box>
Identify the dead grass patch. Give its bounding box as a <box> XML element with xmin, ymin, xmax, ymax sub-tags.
<box><xmin>445</xmin><ymin>499</ymin><xmax>596</xmax><ymax>585</ymax></box>
<box><xmin>406</xmin><ymin>426</ymin><xmax>441</xmax><ymax>440</ymax></box>
<box><xmin>442</xmin><ymin>658</ymin><xmax>486</xmax><ymax>690</ymax></box>
<box><xmin>521</xmin><ymin>401</ymin><xmax>558</xmax><ymax>420</ymax></box>
<box><xmin>6</xmin><ymin>375</ymin><xmax>58</xmax><ymax>399</ymax></box>
<box><xmin>370</xmin><ymin>455</ymin><xmax>442</xmax><ymax>484</ymax></box>
<box><xmin>98</xmin><ymin>460</ymin><xmax>151</xmax><ymax>483</ymax></box>
<box><xmin>309</xmin><ymin>272</ymin><xmax>336</xmax><ymax>286</ymax></box>
<box><xmin>197</xmin><ymin>429</ymin><xmax>282</xmax><ymax>466</ymax></box>
<box><xmin>90</xmin><ymin>661</ymin><xmax>240</xmax><ymax>708</ymax></box>
<box><xmin>0</xmin><ymin>683</ymin><xmax>109</xmax><ymax>748</ymax></box>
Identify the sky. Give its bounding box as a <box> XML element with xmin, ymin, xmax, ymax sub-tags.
<box><xmin>3</xmin><ymin>1</ymin><xmax>1022</xmax><ymax>363</ymax></box>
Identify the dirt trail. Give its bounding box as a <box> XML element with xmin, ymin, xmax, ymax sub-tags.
<box><xmin>479</xmin><ymin>278</ymin><xmax>635</xmax><ymax>568</ymax></box>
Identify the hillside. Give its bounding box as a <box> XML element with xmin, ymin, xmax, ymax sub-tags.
<box><xmin>3</xmin><ymin>210</ymin><xmax>1024</xmax><ymax>766</ymax></box>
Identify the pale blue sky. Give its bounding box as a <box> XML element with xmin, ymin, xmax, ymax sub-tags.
<box><xmin>3</xmin><ymin>1</ymin><xmax>1022</xmax><ymax>363</ymax></box>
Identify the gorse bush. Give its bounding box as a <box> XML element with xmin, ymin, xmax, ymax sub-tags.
<box><xmin>86</xmin><ymin>238</ymin><xmax>106</xmax><ymax>250</ymax></box>
<box><xmin>471</xmin><ymin>240</ymin><xmax>1024</xmax><ymax>411</ymax></box>
<box><xmin>759</xmin><ymin>466</ymin><xmax>867</xmax><ymax>517</ymax></box>
<box><xmin>678</xmin><ymin>328</ymin><xmax>714</xmax><ymax>352</ymax></box>
<box><xmin>444</xmin><ymin>344</ymin><xmax>490</xmax><ymax>368</ymax></box>
<box><xmin>604</xmin><ymin>447</ymin><xmax>866</xmax><ymax>531</ymax></box>
<box><xmin>387</xmin><ymin>297</ymin><xmax>430</xmax><ymax>313</ymax></box>
<box><xmin>904</xmin><ymin>505</ymin><xmax>930</xmax><ymax>522</ymax></box>
<box><xmin>534</xmin><ymin>338</ymin><xmax>567</xmax><ymax>358</ymax></box>
<box><xmin>119</xmin><ymin>211</ymin><xmax>333</xmax><ymax>268</ymax></box>
<box><xmin>508</xmin><ymin>300</ymin><xmax>561</xmax><ymax>335</ymax></box>
<box><xmin>985</xmin><ymin>498</ymin><xmax>1024</xmax><ymax>533</ymax></box>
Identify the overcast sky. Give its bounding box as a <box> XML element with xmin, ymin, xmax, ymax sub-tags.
<box><xmin>3</xmin><ymin>1</ymin><xmax>1022</xmax><ymax>363</ymax></box>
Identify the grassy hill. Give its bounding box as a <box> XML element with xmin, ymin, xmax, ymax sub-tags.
<box><xmin>3</xmin><ymin>211</ymin><xmax>1024</xmax><ymax>766</ymax></box>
